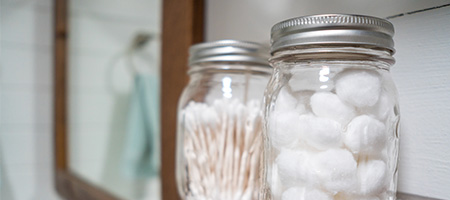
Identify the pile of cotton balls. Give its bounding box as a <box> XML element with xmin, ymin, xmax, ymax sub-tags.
<box><xmin>268</xmin><ymin>69</ymin><xmax>396</xmax><ymax>200</ymax></box>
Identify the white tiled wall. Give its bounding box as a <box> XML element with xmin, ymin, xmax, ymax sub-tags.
<box><xmin>1</xmin><ymin>0</ymin><xmax>161</xmax><ymax>199</ymax></box>
<box><xmin>1</xmin><ymin>0</ymin><xmax>59</xmax><ymax>199</ymax></box>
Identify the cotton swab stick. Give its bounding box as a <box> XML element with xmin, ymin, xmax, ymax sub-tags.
<box><xmin>182</xmin><ymin>98</ymin><xmax>263</xmax><ymax>200</ymax></box>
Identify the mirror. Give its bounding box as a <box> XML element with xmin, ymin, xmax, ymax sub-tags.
<box><xmin>67</xmin><ymin>0</ymin><xmax>162</xmax><ymax>199</ymax></box>
<box><xmin>54</xmin><ymin>0</ymin><xmax>204</xmax><ymax>199</ymax></box>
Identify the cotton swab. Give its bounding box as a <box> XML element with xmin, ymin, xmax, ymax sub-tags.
<box><xmin>182</xmin><ymin>98</ymin><xmax>262</xmax><ymax>200</ymax></box>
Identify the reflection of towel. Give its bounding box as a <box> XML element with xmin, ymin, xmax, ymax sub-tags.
<box><xmin>122</xmin><ymin>74</ymin><xmax>160</xmax><ymax>179</ymax></box>
<box><xmin>1</xmin><ymin>145</ymin><xmax>2</xmax><ymax>189</ymax></box>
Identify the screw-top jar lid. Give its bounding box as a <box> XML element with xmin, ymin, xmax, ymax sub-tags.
<box><xmin>270</xmin><ymin>14</ymin><xmax>395</xmax><ymax>55</ymax></box>
<box><xmin>189</xmin><ymin>40</ymin><xmax>270</xmax><ymax>66</ymax></box>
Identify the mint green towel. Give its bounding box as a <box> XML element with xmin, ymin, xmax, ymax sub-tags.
<box><xmin>122</xmin><ymin>74</ymin><xmax>160</xmax><ymax>179</ymax></box>
<box><xmin>0</xmin><ymin>145</ymin><xmax>2</xmax><ymax>189</ymax></box>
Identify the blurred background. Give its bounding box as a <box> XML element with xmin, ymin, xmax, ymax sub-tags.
<box><xmin>1</xmin><ymin>0</ymin><xmax>450</xmax><ymax>199</ymax></box>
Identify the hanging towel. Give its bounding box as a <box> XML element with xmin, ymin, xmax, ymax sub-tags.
<box><xmin>122</xmin><ymin>73</ymin><xmax>160</xmax><ymax>179</ymax></box>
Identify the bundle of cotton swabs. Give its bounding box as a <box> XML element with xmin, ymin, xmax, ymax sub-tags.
<box><xmin>182</xmin><ymin>98</ymin><xmax>262</xmax><ymax>200</ymax></box>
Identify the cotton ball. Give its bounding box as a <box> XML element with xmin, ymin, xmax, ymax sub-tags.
<box><xmin>269</xmin><ymin>111</ymin><xmax>302</xmax><ymax>149</ymax></box>
<box><xmin>335</xmin><ymin>193</ymin><xmax>380</xmax><ymax>200</ymax></box>
<box><xmin>297</xmin><ymin>115</ymin><xmax>342</xmax><ymax>150</ymax></box>
<box><xmin>270</xmin><ymin>163</ymin><xmax>284</xmax><ymax>199</ymax></box>
<box><xmin>295</xmin><ymin>90</ymin><xmax>315</xmax><ymax>103</ymax></box>
<box><xmin>275</xmin><ymin>87</ymin><xmax>299</xmax><ymax>113</ymax></box>
<box><xmin>312</xmin><ymin>148</ymin><xmax>357</xmax><ymax>193</ymax></box>
<box><xmin>361</xmin><ymin>196</ymin><xmax>380</xmax><ymax>200</ymax></box>
<box><xmin>276</xmin><ymin>149</ymin><xmax>314</xmax><ymax>187</ymax></box>
<box><xmin>336</xmin><ymin>69</ymin><xmax>382</xmax><ymax>107</ymax></box>
<box><xmin>282</xmin><ymin>187</ymin><xmax>305</xmax><ymax>200</ymax></box>
<box><xmin>344</xmin><ymin>115</ymin><xmax>386</xmax><ymax>155</ymax></box>
<box><xmin>310</xmin><ymin>92</ymin><xmax>356</xmax><ymax>125</ymax></box>
<box><xmin>294</xmin><ymin>90</ymin><xmax>315</xmax><ymax>113</ymax></box>
<box><xmin>305</xmin><ymin>188</ymin><xmax>333</xmax><ymax>200</ymax></box>
<box><xmin>295</xmin><ymin>103</ymin><xmax>308</xmax><ymax>115</ymax></box>
<box><xmin>363</xmin><ymin>91</ymin><xmax>396</xmax><ymax>121</ymax></box>
<box><xmin>355</xmin><ymin>159</ymin><xmax>387</xmax><ymax>195</ymax></box>
<box><xmin>275</xmin><ymin>88</ymin><xmax>309</xmax><ymax>115</ymax></box>
<box><xmin>282</xmin><ymin>187</ymin><xmax>332</xmax><ymax>200</ymax></box>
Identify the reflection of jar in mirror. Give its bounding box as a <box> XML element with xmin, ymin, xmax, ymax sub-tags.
<box><xmin>176</xmin><ymin>40</ymin><xmax>272</xmax><ymax>200</ymax></box>
<box><xmin>261</xmin><ymin>14</ymin><xmax>400</xmax><ymax>200</ymax></box>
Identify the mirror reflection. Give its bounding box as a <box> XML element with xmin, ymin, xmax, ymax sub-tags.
<box><xmin>67</xmin><ymin>0</ymin><xmax>161</xmax><ymax>199</ymax></box>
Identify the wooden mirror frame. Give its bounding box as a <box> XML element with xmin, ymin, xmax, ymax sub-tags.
<box><xmin>53</xmin><ymin>0</ymin><xmax>204</xmax><ymax>199</ymax></box>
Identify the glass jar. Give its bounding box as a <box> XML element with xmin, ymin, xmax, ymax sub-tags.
<box><xmin>176</xmin><ymin>40</ymin><xmax>272</xmax><ymax>200</ymax></box>
<box><xmin>261</xmin><ymin>14</ymin><xmax>400</xmax><ymax>200</ymax></box>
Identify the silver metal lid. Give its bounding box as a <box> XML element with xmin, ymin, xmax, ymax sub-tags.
<box><xmin>189</xmin><ymin>40</ymin><xmax>270</xmax><ymax>66</ymax></box>
<box><xmin>270</xmin><ymin>14</ymin><xmax>395</xmax><ymax>54</ymax></box>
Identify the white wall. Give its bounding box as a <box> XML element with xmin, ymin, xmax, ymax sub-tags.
<box><xmin>206</xmin><ymin>1</ymin><xmax>450</xmax><ymax>199</ymax></box>
<box><xmin>206</xmin><ymin>0</ymin><xmax>450</xmax><ymax>43</ymax></box>
<box><xmin>390</xmin><ymin>8</ymin><xmax>450</xmax><ymax>199</ymax></box>
<box><xmin>0</xmin><ymin>0</ymin><xmax>59</xmax><ymax>199</ymax></box>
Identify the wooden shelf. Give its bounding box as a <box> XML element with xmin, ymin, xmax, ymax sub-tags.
<box><xmin>398</xmin><ymin>192</ymin><xmax>442</xmax><ymax>200</ymax></box>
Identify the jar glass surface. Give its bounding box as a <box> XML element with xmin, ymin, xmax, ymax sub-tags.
<box><xmin>262</xmin><ymin>47</ymin><xmax>400</xmax><ymax>200</ymax></box>
<box><xmin>176</xmin><ymin>62</ymin><xmax>271</xmax><ymax>200</ymax></box>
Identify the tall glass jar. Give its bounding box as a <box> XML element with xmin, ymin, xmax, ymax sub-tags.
<box><xmin>261</xmin><ymin>14</ymin><xmax>400</xmax><ymax>200</ymax></box>
<box><xmin>176</xmin><ymin>40</ymin><xmax>272</xmax><ymax>200</ymax></box>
